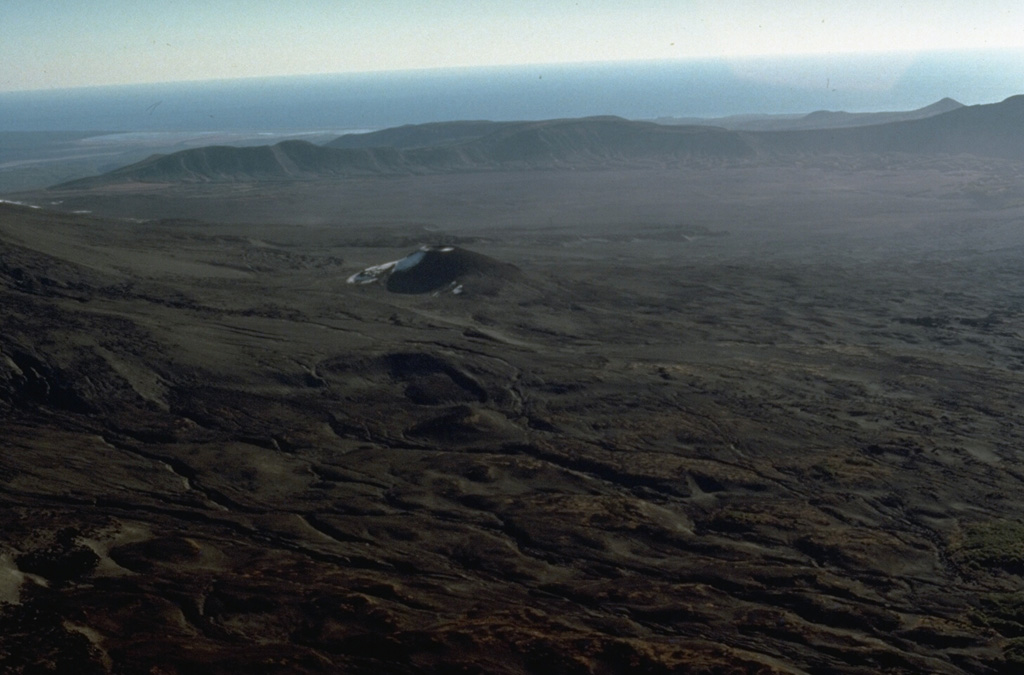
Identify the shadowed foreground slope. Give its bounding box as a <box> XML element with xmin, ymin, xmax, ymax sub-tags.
<box><xmin>5</xmin><ymin>155</ymin><xmax>1024</xmax><ymax>674</ymax></box>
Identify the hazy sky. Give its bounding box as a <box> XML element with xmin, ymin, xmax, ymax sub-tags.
<box><xmin>3</xmin><ymin>0</ymin><xmax>1024</xmax><ymax>92</ymax></box>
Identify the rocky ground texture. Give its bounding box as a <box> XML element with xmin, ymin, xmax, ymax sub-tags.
<box><xmin>4</xmin><ymin>159</ymin><xmax>1024</xmax><ymax>673</ymax></box>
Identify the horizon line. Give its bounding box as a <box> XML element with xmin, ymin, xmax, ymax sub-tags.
<box><xmin>4</xmin><ymin>47</ymin><xmax>1023</xmax><ymax>96</ymax></box>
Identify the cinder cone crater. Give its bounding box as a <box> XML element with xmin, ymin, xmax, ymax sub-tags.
<box><xmin>348</xmin><ymin>245</ymin><xmax>521</xmax><ymax>295</ymax></box>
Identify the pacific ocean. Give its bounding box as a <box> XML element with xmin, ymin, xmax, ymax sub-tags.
<box><xmin>1</xmin><ymin>50</ymin><xmax>1022</xmax><ymax>132</ymax></box>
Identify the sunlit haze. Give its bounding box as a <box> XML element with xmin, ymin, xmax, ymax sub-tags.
<box><xmin>2</xmin><ymin>0</ymin><xmax>1024</xmax><ymax>92</ymax></box>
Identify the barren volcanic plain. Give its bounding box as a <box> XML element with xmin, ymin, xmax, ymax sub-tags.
<box><xmin>5</xmin><ymin>106</ymin><xmax>1024</xmax><ymax>673</ymax></box>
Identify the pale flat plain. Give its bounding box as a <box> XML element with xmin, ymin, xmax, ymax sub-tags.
<box><xmin>4</xmin><ymin>155</ymin><xmax>1024</xmax><ymax>673</ymax></box>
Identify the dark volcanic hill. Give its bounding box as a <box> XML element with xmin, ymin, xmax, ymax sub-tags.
<box><xmin>346</xmin><ymin>246</ymin><xmax>523</xmax><ymax>295</ymax></box>
<box><xmin>48</xmin><ymin>96</ymin><xmax>1024</xmax><ymax>188</ymax></box>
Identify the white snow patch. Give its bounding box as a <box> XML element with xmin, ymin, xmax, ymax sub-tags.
<box><xmin>346</xmin><ymin>259</ymin><xmax>399</xmax><ymax>285</ymax></box>
<box><xmin>347</xmin><ymin>246</ymin><xmax>451</xmax><ymax>286</ymax></box>
<box><xmin>0</xmin><ymin>199</ymin><xmax>40</xmax><ymax>209</ymax></box>
<box><xmin>0</xmin><ymin>554</ymin><xmax>26</xmax><ymax>604</ymax></box>
<box><xmin>393</xmin><ymin>249</ymin><xmax>426</xmax><ymax>272</ymax></box>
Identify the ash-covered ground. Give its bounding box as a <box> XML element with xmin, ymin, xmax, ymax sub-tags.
<box><xmin>4</xmin><ymin>158</ymin><xmax>1024</xmax><ymax>673</ymax></box>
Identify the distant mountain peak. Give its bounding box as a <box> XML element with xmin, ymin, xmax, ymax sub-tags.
<box><xmin>919</xmin><ymin>97</ymin><xmax>964</xmax><ymax>113</ymax></box>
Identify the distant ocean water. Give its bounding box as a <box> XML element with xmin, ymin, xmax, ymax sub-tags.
<box><xmin>1</xmin><ymin>51</ymin><xmax>1022</xmax><ymax>133</ymax></box>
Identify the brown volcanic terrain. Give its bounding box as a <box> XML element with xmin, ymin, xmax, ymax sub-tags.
<box><xmin>5</xmin><ymin>139</ymin><xmax>1024</xmax><ymax>673</ymax></box>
